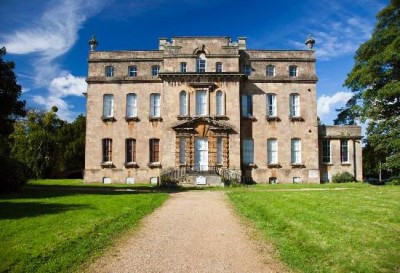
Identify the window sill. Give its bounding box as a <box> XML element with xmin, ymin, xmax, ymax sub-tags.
<box><xmin>177</xmin><ymin>115</ymin><xmax>191</xmax><ymax>120</ymax></box>
<box><xmin>149</xmin><ymin>117</ymin><xmax>163</xmax><ymax>122</ymax></box>
<box><xmin>266</xmin><ymin>116</ymin><xmax>281</xmax><ymax>122</ymax></box>
<box><xmin>101</xmin><ymin>162</ymin><xmax>114</xmax><ymax>168</ymax></box>
<box><xmin>243</xmin><ymin>115</ymin><xmax>257</xmax><ymax>121</ymax></box>
<box><xmin>243</xmin><ymin>163</ymin><xmax>257</xmax><ymax>168</ymax></box>
<box><xmin>290</xmin><ymin>116</ymin><xmax>304</xmax><ymax>122</ymax></box>
<box><xmin>322</xmin><ymin>162</ymin><xmax>333</xmax><ymax>166</ymax></box>
<box><xmin>216</xmin><ymin>163</ymin><xmax>224</xmax><ymax>167</ymax></box>
<box><xmin>267</xmin><ymin>163</ymin><xmax>282</xmax><ymax>168</ymax></box>
<box><xmin>148</xmin><ymin>162</ymin><xmax>162</xmax><ymax>168</ymax></box>
<box><xmin>125</xmin><ymin>162</ymin><xmax>139</xmax><ymax>168</ymax></box>
<box><xmin>125</xmin><ymin>117</ymin><xmax>140</xmax><ymax>122</ymax></box>
<box><xmin>291</xmin><ymin>163</ymin><xmax>305</xmax><ymax>168</ymax></box>
<box><xmin>341</xmin><ymin>162</ymin><xmax>351</xmax><ymax>166</ymax></box>
<box><xmin>214</xmin><ymin>115</ymin><xmax>229</xmax><ymax>120</ymax></box>
<box><xmin>102</xmin><ymin>116</ymin><xmax>116</xmax><ymax>122</ymax></box>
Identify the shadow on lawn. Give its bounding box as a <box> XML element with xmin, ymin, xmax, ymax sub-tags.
<box><xmin>0</xmin><ymin>201</ymin><xmax>90</xmax><ymax>219</ymax></box>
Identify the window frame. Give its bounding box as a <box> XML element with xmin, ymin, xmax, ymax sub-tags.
<box><xmin>217</xmin><ymin>137</ymin><xmax>223</xmax><ymax>165</ymax></box>
<box><xmin>103</xmin><ymin>94</ymin><xmax>114</xmax><ymax>118</ymax></box>
<box><xmin>266</xmin><ymin>65</ymin><xmax>275</xmax><ymax>77</ymax></box>
<box><xmin>289</xmin><ymin>65</ymin><xmax>298</xmax><ymax>77</ymax></box>
<box><xmin>266</xmin><ymin>93</ymin><xmax>277</xmax><ymax>117</ymax></box>
<box><xmin>196</xmin><ymin>54</ymin><xmax>207</xmax><ymax>73</ymax></box>
<box><xmin>180</xmin><ymin>62</ymin><xmax>187</xmax><ymax>73</ymax></box>
<box><xmin>179</xmin><ymin>90</ymin><xmax>188</xmax><ymax>116</ymax></box>
<box><xmin>340</xmin><ymin>140</ymin><xmax>349</xmax><ymax>163</ymax></box>
<box><xmin>242</xmin><ymin>139</ymin><xmax>254</xmax><ymax>165</ymax></box>
<box><xmin>126</xmin><ymin>138</ymin><xmax>136</xmax><ymax>163</ymax></box>
<box><xmin>290</xmin><ymin>93</ymin><xmax>300</xmax><ymax>117</ymax></box>
<box><xmin>128</xmin><ymin>66</ymin><xmax>137</xmax><ymax>77</ymax></box>
<box><xmin>243</xmin><ymin>65</ymin><xmax>252</xmax><ymax>76</ymax></box>
<box><xmin>150</xmin><ymin>93</ymin><xmax>161</xmax><ymax>118</ymax></box>
<box><xmin>195</xmin><ymin>90</ymin><xmax>208</xmax><ymax>116</ymax></box>
<box><xmin>151</xmin><ymin>65</ymin><xmax>160</xmax><ymax>76</ymax></box>
<box><xmin>291</xmin><ymin>138</ymin><xmax>302</xmax><ymax>164</ymax></box>
<box><xmin>322</xmin><ymin>139</ymin><xmax>331</xmax><ymax>163</ymax></box>
<box><xmin>102</xmin><ymin>138</ymin><xmax>112</xmax><ymax>163</ymax></box>
<box><xmin>126</xmin><ymin>93</ymin><xmax>138</xmax><ymax>118</ymax></box>
<box><xmin>216</xmin><ymin>90</ymin><xmax>225</xmax><ymax>116</ymax></box>
<box><xmin>105</xmin><ymin>66</ymin><xmax>114</xmax><ymax>77</ymax></box>
<box><xmin>149</xmin><ymin>138</ymin><xmax>160</xmax><ymax>163</ymax></box>
<box><xmin>179</xmin><ymin>137</ymin><xmax>186</xmax><ymax>164</ymax></box>
<box><xmin>267</xmin><ymin>139</ymin><xmax>278</xmax><ymax>164</ymax></box>
<box><xmin>216</xmin><ymin>62</ymin><xmax>223</xmax><ymax>73</ymax></box>
<box><xmin>241</xmin><ymin>94</ymin><xmax>253</xmax><ymax>117</ymax></box>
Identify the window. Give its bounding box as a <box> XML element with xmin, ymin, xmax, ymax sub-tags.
<box><xmin>341</xmin><ymin>140</ymin><xmax>349</xmax><ymax>163</ymax></box>
<box><xmin>150</xmin><ymin>93</ymin><xmax>161</xmax><ymax>118</ymax></box>
<box><xmin>291</xmin><ymin>139</ymin><xmax>301</xmax><ymax>164</ymax></box>
<box><xmin>180</xmin><ymin>62</ymin><xmax>187</xmax><ymax>73</ymax></box>
<box><xmin>242</xmin><ymin>139</ymin><xmax>254</xmax><ymax>165</ymax></box>
<box><xmin>216</xmin><ymin>91</ymin><xmax>224</xmax><ymax>116</ymax></box>
<box><xmin>267</xmin><ymin>139</ymin><xmax>278</xmax><ymax>164</ymax></box>
<box><xmin>289</xmin><ymin>65</ymin><xmax>298</xmax><ymax>77</ymax></box>
<box><xmin>322</xmin><ymin>173</ymin><xmax>330</xmax><ymax>183</ymax></box>
<box><xmin>128</xmin><ymin>66</ymin><xmax>137</xmax><ymax>77</ymax></box>
<box><xmin>266</xmin><ymin>65</ymin><xmax>275</xmax><ymax>77</ymax></box>
<box><xmin>152</xmin><ymin>65</ymin><xmax>160</xmax><ymax>76</ymax></box>
<box><xmin>322</xmin><ymin>139</ymin><xmax>331</xmax><ymax>163</ymax></box>
<box><xmin>243</xmin><ymin>65</ymin><xmax>252</xmax><ymax>76</ymax></box>
<box><xmin>126</xmin><ymin>93</ymin><xmax>137</xmax><ymax>118</ymax></box>
<box><xmin>105</xmin><ymin>66</ymin><xmax>114</xmax><ymax>77</ymax></box>
<box><xmin>217</xmin><ymin>137</ymin><xmax>223</xmax><ymax>165</ymax></box>
<box><xmin>266</xmin><ymin>94</ymin><xmax>277</xmax><ymax>117</ymax></box>
<box><xmin>293</xmin><ymin>177</ymin><xmax>302</xmax><ymax>183</ymax></box>
<box><xmin>216</xmin><ymin>62</ymin><xmax>223</xmax><ymax>72</ymax></box>
<box><xmin>103</xmin><ymin>94</ymin><xmax>114</xmax><ymax>118</ymax></box>
<box><xmin>126</xmin><ymin>138</ymin><xmax>136</xmax><ymax>163</ymax></box>
<box><xmin>290</xmin><ymin>94</ymin><xmax>300</xmax><ymax>117</ymax></box>
<box><xmin>269</xmin><ymin>177</ymin><xmax>277</xmax><ymax>184</ymax></box>
<box><xmin>196</xmin><ymin>90</ymin><xmax>208</xmax><ymax>116</ymax></box>
<box><xmin>102</xmin><ymin>138</ymin><xmax>112</xmax><ymax>162</ymax></box>
<box><xmin>179</xmin><ymin>91</ymin><xmax>188</xmax><ymax>116</ymax></box>
<box><xmin>241</xmin><ymin>95</ymin><xmax>253</xmax><ymax>117</ymax></box>
<box><xmin>196</xmin><ymin>54</ymin><xmax>206</xmax><ymax>72</ymax></box>
<box><xmin>150</xmin><ymin>139</ymin><xmax>160</xmax><ymax>163</ymax></box>
<box><xmin>179</xmin><ymin>138</ymin><xmax>186</xmax><ymax>164</ymax></box>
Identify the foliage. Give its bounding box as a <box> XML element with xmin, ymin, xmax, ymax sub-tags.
<box><xmin>228</xmin><ymin>184</ymin><xmax>400</xmax><ymax>273</ymax></box>
<box><xmin>331</xmin><ymin>171</ymin><xmax>355</xmax><ymax>183</ymax></box>
<box><xmin>0</xmin><ymin>47</ymin><xmax>26</xmax><ymax>137</ymax></box>
<box><xmin>0</xmin><ymin>154</ymin><xmax>28</xmax><ymax>193</ymax></box>
<box><xmin>0</xmin><ymin>179</ymin><xmax>168</xmax><ymax>273</ymax></box>
<box><xmin>335</xmin><ymin>1</ymin><xmax>400</xmax><ymax>174</ymax></box>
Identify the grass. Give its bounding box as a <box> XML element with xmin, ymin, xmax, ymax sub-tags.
<box><xmin>0</xmin><ymin>179</ymin><xmax>168</xmax><ymax>273</ymax></box>
<box><xmin>227</xmin><ymin>183</ymin><xmax>400</xmax><ymax>273</ymax></box>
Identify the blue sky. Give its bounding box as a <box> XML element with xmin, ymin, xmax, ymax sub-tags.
<box><xmin>0</xmin><ymin>0</ymin><xmax>386</xmax><ymax>123</ymax></box>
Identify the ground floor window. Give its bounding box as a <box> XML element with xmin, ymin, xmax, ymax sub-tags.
<box><xmin>150</xmin><ymin>139</ymin><xmax>160</xmax><ymax>163</ymax></box>
<box><xmin>126</xmin><ymin>138</ymin><xmax>136</xmax><ymax>163</ymax></box>
<box><xmin>242</xmin><ymin>139</ymin><xmax>254</xmax><ymax>165</ymax></box>
<box><xmin>102</xmin><ymin>138</ymin><xmax>112</xmax><ymax>162</ymax></box>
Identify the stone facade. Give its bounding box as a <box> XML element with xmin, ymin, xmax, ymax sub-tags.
<box><xmin>84</xmin><ymin>36</ymin><xmax>362</xmax><ymax>184</ymax></box>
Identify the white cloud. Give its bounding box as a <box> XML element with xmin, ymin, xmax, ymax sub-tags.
<box><xmin>318</xmin><ymin>92</ymin><xmax>353</xmax><ymax>116</ymax></box>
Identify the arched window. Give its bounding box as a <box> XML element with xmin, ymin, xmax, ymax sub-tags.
<box><xmin>289</xmin><ymin>65</ymin><xmax>298</xmax><ymax>77</ymax></box>
<box><xmin>266</xmin><ymin>65</ymin><xmax>275</xmax><ymax>77</ymax></box>
<box><xmin>216</xmin><ymin>90</ymin><xmax>224</xmax><ymax>116</ymax></box>
<box><xmin>196</xmin><ymin>53</ymin><xmax>207</xmax><ymax>72</ymax></box>
<box><xmin>179</xmin><ymin>91</ymin><xmax>188</xmax><ymax>116</ymax></box>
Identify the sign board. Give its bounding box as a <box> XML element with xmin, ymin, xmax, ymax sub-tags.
<box><xmin>126</xmin><ymin>177</ymin><xmax>135</xmax><ymax>184</ymax></box>
<box><xmin>196</xmin><ymin>176</ymin><xmax>207</xmax><ymax>185</ymax></box>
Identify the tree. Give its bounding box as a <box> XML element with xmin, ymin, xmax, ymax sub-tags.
<box><xmin>0</xmin><ymin>47</ymin><xmax>27</xmax><ymax>192</ymax></box>
<box><xmin>335</xmin><ymin>0</ymin><xmax>400</xmax><ymax>174</ymax></box>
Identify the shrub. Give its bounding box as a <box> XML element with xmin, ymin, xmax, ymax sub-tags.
<box><xmin>0</xmin><ymin>155</ymin><xmax>28</xmax><ymax>193</ymax></box>
<box><xmin>332</xmin><ymin>171</ymin><xmax>354</xmax><ymax>183</ymax></box>
<box><xmin>388</xmin><ymin>178</ymin><xmax>400</xmax><ymax>186</ymax></box>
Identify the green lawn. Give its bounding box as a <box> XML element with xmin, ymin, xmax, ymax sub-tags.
<box><xmin>227</xmin><ymin>183</ymin><xmax>400</xmax><ymax>273</ymax></box>
<box><xmin>0</xmin><ymin>179</ymin><xmax>168</xmax><ymax>273</ymax></box>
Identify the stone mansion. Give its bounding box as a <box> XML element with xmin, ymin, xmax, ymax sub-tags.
<box><xmin>84</xmin><ymin>36</ymin><xmax>362</xmax><ymax>185</ymax></box>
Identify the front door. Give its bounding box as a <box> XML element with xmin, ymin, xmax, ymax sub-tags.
<box><xmin>195</xmin><ymin>137</ymin><xmax>208</xmax><ymax>171</ymax></box>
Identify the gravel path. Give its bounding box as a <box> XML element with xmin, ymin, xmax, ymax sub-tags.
<box><xmin>85</xmin><ymin>191</ymin><xmax>287</xmax><ymax>273</ymax></box>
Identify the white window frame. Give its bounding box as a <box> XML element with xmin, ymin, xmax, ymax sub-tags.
<box><xmin>217</xmin><ymin>137</ymin><xmax>223</xmax><ymax>165</ymax></box>
<box><xmin>291</xmin><ymin>139</ymin><xmax>302</xmax><ymax>164</ymax></box>
<box><xmin>196</xmin><ymin>90</ymin><xmax>208</xmax><ymax>116</ymax></box>
<box><xmin>180</xmin><ymin>62</ymin><xmax>187</xmax><ymax>73</ymax></box>
<box><xmin>179</xmin><ymin>91</ymin><xmax>188</xmax><ymax>116</ymax></box>
<box><xmin>289</xmin><ymin>65</ymin><xmax>298</xmax><ymax>77</ymax></box>
<box><xmin>267</xmin><ymin>94</ymin><xmax>277</xmax><ymax>117</ymax></box>
<box><xmin>322</xmin><ymin>139</ymin><xmax>331</xmax><ymax>163</ymax></box>
<box><xmin>266</xmin><ymin>65</ymin><xmax>275</xmax><ymax>77</ymax></box>
<box><xmin>150</xmin><ymin>93</ymin><xmax>161</xmax><ymax>118</ymax></box>
<box><xmin>241</xmin><ymin>95</ymin><xmax>253</xmax><ymax>117</ymax></box>
<box><xmin>216</xmin><ymin>91</ymin><xmax>224</xmax><ymax>116</ymax></box>
<box><xmin>290</xmin><ymin>94</ymin><xmax>300</xmax><ymax>117</ymax></box>
<box><xmin>196</xmin><ymin>54</ymin><xmax>207</xmax><ymax>72</ymax></box>
<box><xmin>152</xmin><ymin>65</ymin><xmax>160</xmax><ymax>76</ymax></box>
<box><xmin>216</xmin><ymin>62</ymin><xmax>223</xmax><ymax>72</ymax></box>
<box><xmin>242</xmin><ymin>139</ymin><xmax>254</xmax><ymax>165</ymax></box>
<box><xmin>105</xmin><ymin>66</ymin><xmax>114</xmax><ymax>77</ymax></box>
<box><xmin>126</xmin><ymin>93</ymin><xmax>137</xmax><ymax>118</ymax></box>
<box><xmin>103</xmin><ymin>94</ymin><xmax>114</xmax><ymax>118</ymax></box>
<box><xmin>267</xmin><ymin>139</ymin><xmax>278</xmax><ymax>164</ymax></box>
<box><xmin>179</xmin><ymin>137</ymin><xmax>186</xmax><ymax>164</ymax></box>
<box><xmin>128</xmin><ymin>66</ymin><xmax>137</xmax><ymax>77</ymax></box>
<box><xmin>341</xmin><ymin>140</ymin><xmax>349</xmax><ymax>163</ymax></box>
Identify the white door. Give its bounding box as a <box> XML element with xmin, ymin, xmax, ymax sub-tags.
<box><xmin>195</xmin><ymin>138</ymin><xmax>208</xmax><ymax>171</ymax></box>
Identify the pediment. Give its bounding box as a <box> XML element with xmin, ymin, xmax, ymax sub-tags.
<box><xmin>172</xmin><ymin>117</ymin><xmax>236</xmax><ymax>133</ymax></box>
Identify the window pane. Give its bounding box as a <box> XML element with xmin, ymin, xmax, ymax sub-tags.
<box><xmin>105</xmin><ymin>66</ymin><xmax>114</xmax><ymax>77</ymax></box>
<box><xmin>179</xmin><ymin>138</ymin><xmax>186</xmax><ymax>164</ymax></box>
<box><xmin>103</xmin><ymin>139</ymin><xmax>112</xmax><ymax>162</ymax></box>
<box><xmin>322</xmin><ymin>139</ymin><xmax>331</xmax><ymax>163</ymax></box>
<box><xmin>291</xmin><ymin>139</ymin><xmax>301</xmax><ymax>163</ymax></box>
<box><xmin>266</xmin><ymin>65</ymin><xmax>275</xmax><ymax>77</ymax></box>
<box><xmin>217</xmin><ymin>137</ymin><xmax>223</xmax><ymax>164</ymax></box>
<box><xmin>242</xmin><ymin>139</ymin><xmax>254</xmax><ymax>164</ymax></box>
<box><xmin>216</xmin><ymin>91</ymin><xmax>224</xmax><ymax>116</ymax></box>
<box><xmin>196</xmin><ymin>90</ymin><xmax>207</xmax><ymax>115</ymax></box>
<box><xmin>216</xmin><ymin>62</ymin><xmax>222</xmax><ymax>72</ymax></box>
<box><xmin>150</xmin><ymin>94</ymin><xmax>160</xmax><ymax>117</ymax></box>
<box><xmin>128</xmin><ymin>66</ymin><xmax>137</xmax><ymax>77</ymax></box>
<box><xmin>152</xmin><ymin>66</ymin><xmax>160</xmax><ymax>76</ymax></box>
<box><xmin>103</xmin><ymin>94</ymin><xmax>113</xmax><ymax>117</ymax></box>
<box><xmin>150</xmin><ymin>139</ymin><xmax>160</xmax><ymax>162</ymax></box>
<box><xmin>180</xmin><ymin>62</ymin><xmax>187</xmax><ymax>73</ymax></box>
<box><xmin>289</xmin><ymin>66</ymin><xmax>297</xmax><ymax>77</ymax></box>
<box><xmin>179</xmin><ymin>91</ymin><xmax>187</xmax><ymax>116</ymax></box>
<box><xmin>341</xmin><ymin>140</ymin><xmax>349</xmax><ymax>162</ymax></box>
<box><xmin>290</xmin><ymin>94</ymin><xmax>300</xmax><ymax>117</ymax></box>
<box><xmin>267</xmin><ymin>139</ymin><xmax>278</xmax><ymax>164</ymax></box>
<box><xmin>126</xmin><ymin>139</ymin><xmax>136</xmax><ymax>162</ymax></box>
<box><xmin>267</xmin><ymin>94</ymin><xmax>277</xmax><ymax>116</ymax></box>
<box><xmin>197</xmin><ymin>58</ymin><xmax>206</xmax><ymax>72</ymax></box>
<box><xmin>242</xmin><ymin>95</ymin><xmax>252</xmax><ymax>117</ymax></box>
<box><xmin>126</xmin><ymin>93</ymin><xmax>137</xmax><ymax>117</ymax></box>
